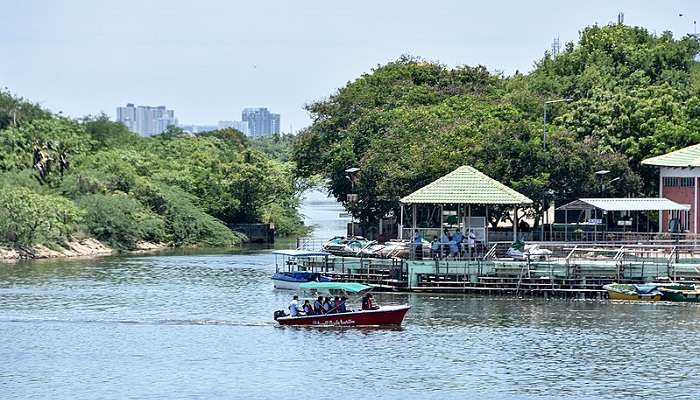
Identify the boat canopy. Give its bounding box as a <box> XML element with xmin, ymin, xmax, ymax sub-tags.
<box><xmin>271</xmin><ymin>249</ymin><xmax>330</xmax><ymax>257</ymax></box>
<box><xmin>299</xmin><ymin>281</ymin><xmax>372</xmax><ymax>294</ymax></box>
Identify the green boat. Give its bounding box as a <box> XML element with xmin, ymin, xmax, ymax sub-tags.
<box><xmin>659</xmin><ymin>287</ymin><xmax>700</xmax><ymax>302</ymax></box>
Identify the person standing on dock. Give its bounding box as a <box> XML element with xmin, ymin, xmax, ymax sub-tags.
<box><xmin>413</xmin><ymin>230</ymin><xmax>424</xmax><ymax>260</ymax></box>
<box><xmin>467</xmin><ymin>231</ymin><xmax>476</xmax><ymax>258</ymax></box>
<box><xmin>430</xmin><ymin>236</ymin><xmax>441</xmax><ymax>259</ymax></box>
<box><xmin>440</xmin><ymin>229</ymin><xmax>450</xmax><ymax>258</ymax></box>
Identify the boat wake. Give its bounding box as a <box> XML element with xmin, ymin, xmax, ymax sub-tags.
<box><xmin>0</xmin><ymin>316</ymin><xmax>274</xmax><ymax>327</ymax></box>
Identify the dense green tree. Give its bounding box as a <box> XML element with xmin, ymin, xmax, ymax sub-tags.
<box><xmin>294</xmin><ymin>23</ymin><xmax>698</xmax><ymax>230</ymax></box>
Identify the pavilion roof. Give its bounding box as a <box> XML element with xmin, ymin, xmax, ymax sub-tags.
<box><xmin>641</xmin><ymin>144</ymin><xmax>700</xmax><ymax>167</ymax></box>
<box><xmin>400</xmin><ymin>166</ymin><xmax>532</xmax><ymax>205</ymax></box>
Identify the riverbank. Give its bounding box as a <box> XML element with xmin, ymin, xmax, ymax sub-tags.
<box><xmin>0</xmin><ymin>238</ymin><xmax>168</xmax><ymax>262</ymax></box>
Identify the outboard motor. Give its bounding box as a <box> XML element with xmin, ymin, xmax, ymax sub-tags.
<box><xmin>273</xmin><ymin>310</ymin><xmax>286</xmax><ymax>320</ymax></box>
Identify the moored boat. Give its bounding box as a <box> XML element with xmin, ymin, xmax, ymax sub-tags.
<box><xmin>271</xmin><ymin>250</ymin><xmax>332</xmax><ymax>290</ymax></box>
<box><xmin>603</xmin><ymin>283</ymin><xmax>662</xmax><ymax>301</ymax></box>
<box><xmin>659</xmin><ymin>287</ymin><xmax>700</xmax><ymax>302</ymax></box>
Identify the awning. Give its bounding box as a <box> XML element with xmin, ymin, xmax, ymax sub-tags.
<box><xmin>271</xmin><ymin>249</ymin><xmax>330</xmax><ymax>257</ymax></box>
<box><xmin>556</xmin><ymin>198</ymin><xmax>691</xmax><ymax>211</ymax></box>
<box><xmin>400</xmin><ymin>165</ymin><xmax>532</xmax><ymax>205</ymax></box>
<box><xmin>298</xmin><ymin>282</ymin><xmax>372</xmax><ymax>294</ymax></box>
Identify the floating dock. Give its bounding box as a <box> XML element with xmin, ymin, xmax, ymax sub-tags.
<box><xmin>295</xmin><ymin>242</ymin><xmax>700</xmax><ymax>299</ymax></box>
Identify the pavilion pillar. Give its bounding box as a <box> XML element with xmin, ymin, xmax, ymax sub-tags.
<box><xmin>485</xmin><ymin>207</ymin><xmax>489</xmax><ymax>246</ymax></box>
<box><xmin>399</xmin><ymin>204</ymin><xmax>404</xmax><ymax>239</ymax></box>
<box><xmin>468</xmin><ymin>204</ymin><xmax>472</xmax><ymax>237</ymax></box>
<box><xmin>412</xmin><ymin>204</ymin><xmax>417</xmax><ymax>235</ymax></box>
<box><xmin>513</xmin><ymin>207</ymin><xmax>518</xmax><ymax>241</ymax></box>
<box><xmin>565</xmin><ymin>209</ymin><xmax>568</xmax><ymax>242</ymax></box>
<box><xmin>440</xmin><ymin>205</ymin><xmax>444</xmax><ymax>231</ymax></box>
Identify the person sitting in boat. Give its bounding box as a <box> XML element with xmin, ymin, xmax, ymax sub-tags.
<box><xmin>289</xmin><ymin>295</ymin><xmax>300</xmax><ymax>317</ymax></box>
<box><xmin>333</xmin><ymin>296</ymin><xmax>342</xmax><ymax>312</ymax></box>
<box><xmin>302</xmin><ymin>300</ymin><xmax>314</xmax><ymax>315</ymax></box>
<box><xmin>361</xmin><ymin>293</ymin><xmax>379</xmax><ymax>310</ymax></box>
<box><xmin>430</xmin><ymin>236</ymin><xmax>441</xmax><ymax>259</ymax></box>
<box><xmin>338</xmin><ymin>296</ymin><xmax>348</xmax><ymax>313</ymax></box>
<box><xmin>323</xmin><ymin>296</ymin><xmax>333</xmax><ymax>313</ymax></box>
<box><xmin>313</xmin><ymin>296</ymin><xmax>325</xmax><ymax>314</ymax></box>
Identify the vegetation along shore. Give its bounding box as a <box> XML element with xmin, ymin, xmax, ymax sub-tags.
<box><xmin>0</xmin><ymin>92</ymin><xmax>309</xmax><ymax>260</ymax></box>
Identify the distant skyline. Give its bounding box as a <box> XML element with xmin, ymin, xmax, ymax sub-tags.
<box><xmin>1</xmin><ymin>1</ymin><xmax>699</xmax><ymax>132</ymax></box>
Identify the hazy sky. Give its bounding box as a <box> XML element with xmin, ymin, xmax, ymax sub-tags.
<box><xmin>1</xmin><ymin>1</ymin><xmax>699</xmax><ymax>131</ymax></box>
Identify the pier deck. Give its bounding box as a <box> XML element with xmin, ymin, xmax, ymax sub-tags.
<box><xmin>295</xmin><ymin>242</ymin><xmax>700</xmax><ymax>299</ymax></box>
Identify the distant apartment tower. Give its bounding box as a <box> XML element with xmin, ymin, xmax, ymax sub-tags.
<box><xmin>116</xmin><ymin>103</ymin><xmax>178</xmax><ymax>136</ymax></box>
<box><xmin>218</xmin><ymin>120</ymin><xmax>250</xmax><ymax>135</ymax></box>
<box><xmin>241</xmin><ymin>107</ymin><xmax>280</xmax><ymax>137</ymax></box>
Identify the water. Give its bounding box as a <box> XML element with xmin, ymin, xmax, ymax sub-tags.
<box><xmin>2</xmin><ymin>191</ymin><xmax>700</xmax><ymax>399</ymax></box>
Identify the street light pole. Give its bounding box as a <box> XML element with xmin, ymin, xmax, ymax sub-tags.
<box><xmin>541</xmin><ymin>98</ymin><xmax>573</xmax><ymax>241</ymax></box>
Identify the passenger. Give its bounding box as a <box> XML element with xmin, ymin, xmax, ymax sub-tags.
<box><xmin>430</xmin><ymin>236</ymin><xmax>441</xmax><ymax>259</ymax></box>
<box><xmin>333</xmin><ymin>296</ymin><xmax>342</xmax><ymax>312</ymax></box>
<box><xmin>289</xmin><ymin>295</ymin><xmax>300</xmax><ymax>317</ymax></box>
<box><xmin>313</xmin><ymin>296</ymin><xmax>324</xmax><ymax>314</ymax></box>
<box><xmin>323</xmin><ymin>296</ymin><xmax>333</xmax><ymax>313</ymax></box>
<box><xmin>302</xmin><ymin>300</ymin><xmax>313</xmax><ymax>315</ymax></box>
<box><xmin>361</xmin><ymin>293</ymin><xmax>380</xmax><ymax>310</ymax></box>
<box><xmin>338</xmin><ymin>296</ymin><xmax>348</xmax><ymax>313</ymax></box>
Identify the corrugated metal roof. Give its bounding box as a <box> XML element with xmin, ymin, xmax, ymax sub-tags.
<box><xmin>641</xmin><ymin>144</ymin><xmax>700</xmax><ymax>167</ymax></box>
<box><xmin>556</xmin><ymin>198</ymin><xmax>691</xmax><ymax>211</ymax></box>
<box><xmin>400</xmin><ymin>166</ymin><xmax>533</xmax><ymax>205</ymax></box>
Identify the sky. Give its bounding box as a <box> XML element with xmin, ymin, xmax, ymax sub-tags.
<box><xmin>1</xmin><ymin>1</ymin><xmax>699</xmax><ymax>132</ymax></box>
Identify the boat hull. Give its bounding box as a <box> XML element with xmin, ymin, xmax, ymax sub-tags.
<box><xmin>607</xmin><ymin>291</ymin><xmax>662</xmax><ymax>301</ymax></box>
<box><xmin>276</xmin><ymin>305</ymin><xmax>410</xmax><ymax>327</ymax></box>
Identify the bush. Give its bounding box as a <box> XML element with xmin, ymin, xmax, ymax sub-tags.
<box><xmin>0</xmin><ymin>187</ymin><xmax>82</xmax><ymax>246</ymax></box>
<box><xmin>133</xmin><ymin>181</ymin><xmax>243</xmax><ymax>246</ymax></box>
<box><xmin>78</xmin><ymin>193</ymin><xmax>165</xmax><ymax>249</ymax></box>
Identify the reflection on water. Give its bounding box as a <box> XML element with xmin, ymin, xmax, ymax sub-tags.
<box><xmin>1</xmin><ymin>193</ymin><xmax>700</xmax><ymax>398</ymax></box>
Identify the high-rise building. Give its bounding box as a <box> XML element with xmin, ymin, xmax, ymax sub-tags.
<box><xmin>241</xmin><ymin>107</ymin><xmax>280</xmax><ymax>137</ymax></box>
<box><xmin>116</xmin><ymin>103</ymin><xmax>178</xmax><ymax>136</ymax></box>
<box><xmin>218</xmin><ymin>120</ymin><xmax>250</xmax><ymax>135</ymax></box>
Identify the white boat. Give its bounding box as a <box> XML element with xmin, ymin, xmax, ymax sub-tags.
<box><xmin>271</xmin><ymin>249</ymin><xmax>332</xmax><ymax>290</ymax></box>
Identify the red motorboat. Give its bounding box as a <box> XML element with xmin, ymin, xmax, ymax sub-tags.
<box><xmin>276</xmin><ymin>304</ymin><xmax>410</xmax><ymax>327</ymax></box>
<box><xmin>273</xmin><ymin>282</ymin><xmax>410</xmax><ymax>327</ymax></box>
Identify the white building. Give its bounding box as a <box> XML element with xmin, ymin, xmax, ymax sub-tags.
<box><xmin>218</xmin><ymin>120</ymin><xmax>250</xmax><ymax>135</ymax></box>
<box><xmin>116</xmin><ymin>104</ymin><xmax>178</xmax><ymax>136</ymax></box>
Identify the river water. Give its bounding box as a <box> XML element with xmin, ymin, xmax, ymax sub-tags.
<box><xmin>2</xmin><ymin>190</ymin><xmax>700</xmax><ymax>399</ymax></box>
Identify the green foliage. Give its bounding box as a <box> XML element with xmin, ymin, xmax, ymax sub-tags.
<box><xmin>295</xmin><ymin>24</ymin><xmax>699</xmax><ymax>228</ymax></box>
<box><xmin>250</xmin><ymin>134</ymin><xmax>296</xmax><ymax>161</ymax></box>
<box><xmin>78</xmin><ymin>193</ymin><xmax>165</xmax><ymax>249</ymax></box>
<box><xmin>0</xmin><ymin>187</ymin><xmax>82</xmax><ymax>246</ymax></box>
<box><xmin>0</xmin><ymin>95</ymin><xmax>304</xmax><ymax>250</ymax></box>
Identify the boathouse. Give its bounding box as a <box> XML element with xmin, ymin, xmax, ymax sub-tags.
<box><xmin>642</xmin><ymin>144</ymin><xmax>700</xmax><ymax>234</ymax></box>
<box><xmin>398</xmin><ymin>165</ymin><xmax>533</xmax><ymax>245</ymax></box>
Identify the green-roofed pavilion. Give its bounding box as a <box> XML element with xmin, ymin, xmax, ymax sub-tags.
<box><xmin>398</xmin><ymin>166</ymin><xmax>533</xmax><ymax>245</ymax></box>
<box><xmin>400</xmin><ymin>166</ymin><xmax>533</xmax><ymax>205</ymax></box>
